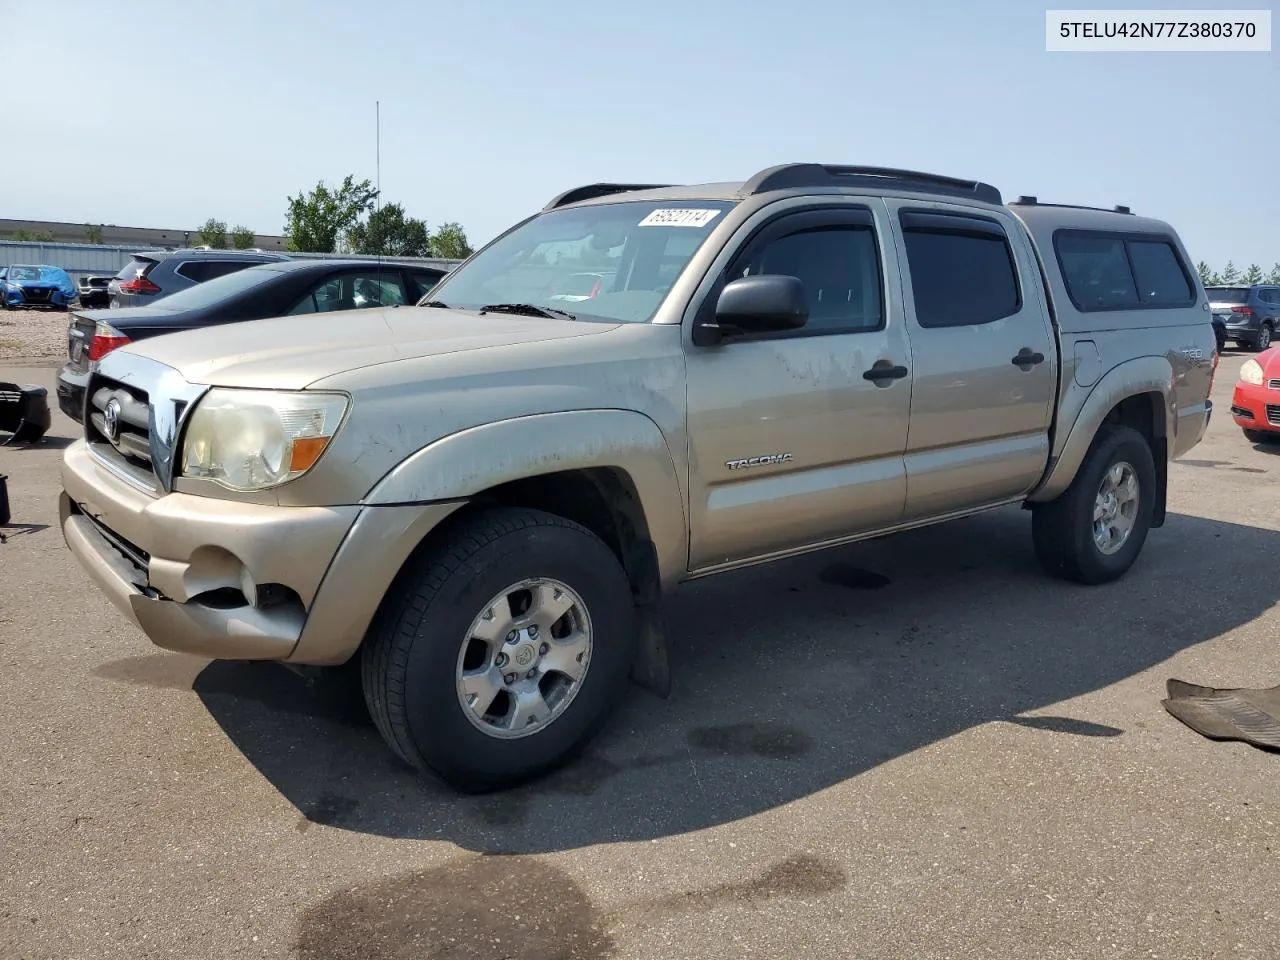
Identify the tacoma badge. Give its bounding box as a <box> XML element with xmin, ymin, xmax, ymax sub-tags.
<box><xmin>725</xmin><ymin>453</ymin><xmax>793</xmax><ymax>470</ymax></box>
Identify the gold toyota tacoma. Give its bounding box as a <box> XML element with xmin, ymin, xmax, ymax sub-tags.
<box><xmin>60</xmin><ymin>164</ymin><xmax>1216</xmax><ymax>790</ymax></box>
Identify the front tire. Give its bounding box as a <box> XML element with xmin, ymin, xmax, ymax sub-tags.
<box><xmin>1032</xmin><ymin>425</ymin><xmax>1156</xmax><ymax>585</ymax></box>
<box><xmin>361</xmin><ymin>507</ymin><xmax>639</xmax><ymax>792</ymax></box>
<box><xmin>1244</xmin><ymin>427</ymin><xmax>1278</xmax><ymax>444</ymax></box>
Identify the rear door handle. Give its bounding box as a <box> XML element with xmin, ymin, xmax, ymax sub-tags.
<box><xmin>863</xmin><ymin>361</ymin><xmax>909</xmax><ymax>385</ymax></box>
<box><xmin>1011</xmin><ymin>348</ymin><xmax>1045</xmax><ymax>368</ymax></box>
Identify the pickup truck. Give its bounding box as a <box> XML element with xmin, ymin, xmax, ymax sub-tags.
<box><xmin>58</xmin><ymin>163</ymin><xmax>1217</xmax><ymax>791</ymax></box>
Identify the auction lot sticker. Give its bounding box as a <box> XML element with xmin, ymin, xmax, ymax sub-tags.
<box><xmin>639</xmin><ymin>209</ymin><xmax>722</xmax><ymax>228</ymax></box>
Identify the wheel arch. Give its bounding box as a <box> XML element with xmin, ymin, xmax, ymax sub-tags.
<box><xmin>1030</xmin><ymin>357</ymin><xmax>1173</xmax><ymax>524</ymax></box>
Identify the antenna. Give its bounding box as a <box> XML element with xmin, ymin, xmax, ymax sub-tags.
<box><xmin>375</xmin><ymin>100</ymin><xmax>382</xmax><ymax>261</ymax></box>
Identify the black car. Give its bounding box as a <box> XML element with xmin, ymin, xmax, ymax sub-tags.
<box><xmin>57</xmin><ymin>258</ymin><xmax>448</xmax><ymax>422</ymax></box>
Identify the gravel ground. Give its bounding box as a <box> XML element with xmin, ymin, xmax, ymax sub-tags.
<box><xmin>0</xmin><ymin>306</ymin><xmax>68</xmax><ymax>365</ymax></box>
<box><xmin>4</xmin><ymin>353</ymin><xmax>1280</xmax><ymax>959</ymax></box>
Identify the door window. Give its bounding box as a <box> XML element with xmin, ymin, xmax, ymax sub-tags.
<box><xmin>728</xmin><ymin>218</ymin><xmax>884</xmax><ymax>334</ymax></box>
<box><xmin>900</xmin><ymin>215</ymin><xmax>1021</xmax><ymax>327</ymax></box>
<box><xmin>289</xmin><ymin>271</ymin><xmax>409</xmax><ymax>314</ymax></box>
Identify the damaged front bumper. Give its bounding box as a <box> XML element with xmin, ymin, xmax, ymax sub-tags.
<box><xmin>59</xmin><ymin>438</ymin><xmax>465</xmax><ymax>664</ymax></box>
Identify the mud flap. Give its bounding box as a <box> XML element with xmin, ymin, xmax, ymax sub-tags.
<box><xmin>623</xmin><ymin>538</ymin><xmax>671</xmax><ymax>699</ymax></box>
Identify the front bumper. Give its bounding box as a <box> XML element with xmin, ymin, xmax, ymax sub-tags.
<box><xmin>59</xmin><ymin>439</ymin><xmax>462</xmax><ymax>664</ymax></box>
<box><xmin>1230</xmin><ymin>381</ymin><xmax>1280</xmax><ymax>434</ymax></box>
<box><xmin>3</xmin><ymin>287</ymin><xmax>73</xmax><ymax>308</ymax></box>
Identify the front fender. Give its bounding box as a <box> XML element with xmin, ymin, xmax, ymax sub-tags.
<box><xmin>1028</xmin><ymin>355</ymin><xmax>1174</xmax><ymax>502</ymax></box>
<box><xmin>363</xmin><ymin>409</ymin><xmax>688</xmax><ymax>586</ymax></box>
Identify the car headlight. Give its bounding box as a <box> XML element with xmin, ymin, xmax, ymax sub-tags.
<box><xmin>1240</xmin><ymin>359</ymin><xmax>1265</xmax><ymax>386</ymax></box>
<box><xmin>180</xmin><ymin>388</ymin><xmax>349</xmax><ymax>491</ymax></box>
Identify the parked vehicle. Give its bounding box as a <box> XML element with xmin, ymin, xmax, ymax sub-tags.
<box><xmin>1206</xmin><ymin>283</ymin><xmax>1280</xmax><ymax>351</ymax></box>
<box><xmin>59</xmin><ymin>164</ymin><xmax>1215</xmax><ymax>791</ymax></box>
<box><xmin>57</xmin><ymin>258</ymin><xmax>448</xmax><ymax>422</ymax></box>
<box><xmin>1230</xmin><ymin>346</ymin><xmax>1280</xmax><ymax>442</ymax></box>
<box><xmin>1212</xmin><ymin>314</ymin><xmax>1227</xmax><ymax>353</ymax></box>
<box><xmin>77</xmin><ymin>275</ymin><xmax>113</xmax><ymax>309</ymax></box>
<box><xmin>1</xmin><ymin>263</ymin><xmax>77</xmax><ymax>310</ymax></box>
<box><xmin>108</xmin><ymin>248</ymin><xmax>291</xmax><ymax>309</ymax></box>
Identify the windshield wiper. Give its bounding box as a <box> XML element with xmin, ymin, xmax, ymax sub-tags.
<box><xmin>478</xmin><ymin>303</ymin><xmax>576</xmax><ymax>321</ymax></box>
<box><xmin>419</xmin><ymin>300</ymin><xmax>451</xmax><ymax>309</ymax></box>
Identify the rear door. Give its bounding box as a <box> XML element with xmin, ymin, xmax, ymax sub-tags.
<box><xmin>887</xmin><ymin>201</ymin><xmax>1056</xmax><ymax>520</ymax></box>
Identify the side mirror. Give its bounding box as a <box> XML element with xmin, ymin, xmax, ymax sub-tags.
<box><xmin>697</xmin><ymin>274</ymin><xmax>808</xmax><ymax>344</ymax></box>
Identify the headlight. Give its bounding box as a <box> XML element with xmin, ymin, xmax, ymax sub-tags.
<box><xmin>1240</xmin><ymin>359</ymin><xmax>1264</xmax><ymax>386</ymax></box>
<box><xmin>180</xmin><ymin>388</ymin><xmax>349</xmax><ymax>491</ymax></box>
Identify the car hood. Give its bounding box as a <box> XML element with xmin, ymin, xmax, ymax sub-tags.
<box><xmin>115</xmin><ymin>306</ymin><xmax>619</xmax><ymax>389</ymax></box>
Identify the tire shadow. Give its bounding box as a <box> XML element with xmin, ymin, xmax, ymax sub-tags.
<box><xmin>99</xmin><ymin>506</ymin><xmax>1280</xmax><ymax>853</ymax></box>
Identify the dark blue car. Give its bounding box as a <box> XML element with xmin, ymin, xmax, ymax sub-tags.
<box><xmin>0</xmin><ymin>263</ymin><xmax>77</xmax><ymax>310</ymax></box>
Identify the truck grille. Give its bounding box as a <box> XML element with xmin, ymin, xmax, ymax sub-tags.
<box><xmin>86</xmin><ymin>375</ymin><xmax>158</xmax><ymax>493</ymax></box>
<box><xmin>1267</xmin><ymin>405</ymin><xmax>1280</xmax><ymax>427</ymax></box>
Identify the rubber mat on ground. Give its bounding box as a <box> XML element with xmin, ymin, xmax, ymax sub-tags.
<box><xmin>1162</xmin><ymin>679</ymin><xmax>1280</xmax><ymax>751</ymax></box>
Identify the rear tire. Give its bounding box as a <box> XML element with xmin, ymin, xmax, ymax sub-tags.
<box><xmin>1032</xmin><ymin>425</ymin><xmax>1156</xmax><ymax>585</ymax></box>
<box><xmin>361</xmin><ymin>506</ymin><xmax>638</xmax><ymax>792</ymax></box>
<box><xmin>1253</xmin><ymin>322</ymin><xmax>1273</xmax><ymax>352</ymax></box>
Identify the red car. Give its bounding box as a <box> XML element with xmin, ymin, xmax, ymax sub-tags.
<box><xmin>1230</xmin><ymin>346</ymin><xmax>1280</xmax><ymax>442</ymax></box>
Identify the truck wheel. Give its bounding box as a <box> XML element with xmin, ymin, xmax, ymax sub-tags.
<box><xmin>361</xmin><ymin>507</ymin><xmax>638</xmax><ymax>792</ymax></box>
<box><xmin>1032</xmin><ymin>425</ymin><xmax>1156</xmax><ymax>585</ymax></box>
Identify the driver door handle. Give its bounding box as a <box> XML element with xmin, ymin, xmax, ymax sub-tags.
<box><xmin>863</xmin><ymin>362</ymin><xmax>909</xmax><ymax>385</ymax></box>
<box><xmin>1011</xmin><ymin>348</ymin><xmax>1045</xmax><ymax>368</ymax></box>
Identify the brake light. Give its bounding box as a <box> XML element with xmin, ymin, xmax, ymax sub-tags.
<box><xmin>1231</xmin><ymin>305</ymin><xmax>1253</xmax><ymax>315</ymax></box>
<box><xmin>118</xmin><ymin>275</ymin><xmax>160</xmax><ymax>296</ymax></box>
<box><xmin>87</xmin><ymin>322</ymin><xmax>131</xmax><ymax>362</ymax></box>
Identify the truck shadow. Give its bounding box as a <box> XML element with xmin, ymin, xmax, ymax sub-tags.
<box><xmin>184</xmin><ymin>506</ymin><xmax>1277</xmax><ymax>852</ymax></box>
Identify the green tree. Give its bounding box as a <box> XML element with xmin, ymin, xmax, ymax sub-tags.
<box><xmin>12</xmin><ymin>229</ymin><xmax>55</xmax><ymax>242</ymax></box>
<box><xmin>346</xmin><ymin>203</ymin><xmax>432</xmax><ymax>257</ymax></box>
<box><xmin>1267</xmin><ymin>263</ymin><xmax>1280</xmax><ymax>285</ymax></box>
<box><xmin>1220</xmin><ymin>260</ymin><xmax>1240</xmax><ymax>284</ymax></box>
<box><xmin>1196</xmin><ymin>261</ymin><xmax>1214</xmax><ymax>286</ymax></box>
<box><xmin>198</xmin><ymin>218</ymin><xmax>228</xmax><ymax>249</ymax></box>
<box><xmin>431</xmin><ymin>221</ymin><xmax>473</xmax><ymax>259</ymax></box>
<box><xmin>230</xmin><ymin>225</ymin><xmax>256</xmax><ymax>249</ymax></box>
<box><xmin>85</xmin><ymin>224</ymin><xmax>104</xmax><ymax>244</ymax></box>
<box><xmin>1241</xmin><ymin>263</ymin><xmax>1264</xmax><ymax>284</ymax></box>
<box><xmin>284</xmin><ymin>175</ymin><xmax>378</xmax><ymax>253</ymax></box>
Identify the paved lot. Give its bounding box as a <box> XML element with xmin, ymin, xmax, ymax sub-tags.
<box><xmin>3</xmin><ymin>354</ymin><xmax>1280</xmax><ymax>960</ymax></box>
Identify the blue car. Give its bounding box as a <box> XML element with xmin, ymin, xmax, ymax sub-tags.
<box><xmin>0</xmin><ymin>263</ymin><xmax>78</xmax><ymax>310</ymax></box>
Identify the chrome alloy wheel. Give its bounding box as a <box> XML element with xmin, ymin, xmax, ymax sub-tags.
<box><xmin>454</xmin><ymin>578</ymin><xmax>593</xmax><ymax>739</ymax></box>
<box><xmin>1093</xmin><ymin>461</ymin><xmax>1140</xmax><ymax>556</ymax></box>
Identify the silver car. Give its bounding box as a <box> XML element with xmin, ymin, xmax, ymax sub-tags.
<box><xmin>108</xmin><ymin>248</ymin><xmax>290</xmax><ymax>308</ymax></box>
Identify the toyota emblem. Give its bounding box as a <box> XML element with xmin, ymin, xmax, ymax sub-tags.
<box><xmin>103</xmin><ymin>397</ymin><xmax>121</xmax><ymax>442</ymax></box>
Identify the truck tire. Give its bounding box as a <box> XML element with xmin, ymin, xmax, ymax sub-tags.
<box><xmin>361</xmin><ymin>506</ymin><xmax>639</xmax><ymax>792</ymax></box>
<box><xmin>1032</xmin><ymin>425</ymin><xmax>1156</xmax><ymax>585</ymax></box>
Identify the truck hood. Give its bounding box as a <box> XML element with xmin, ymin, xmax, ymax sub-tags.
<box><xmin>115</xmin><ymin>306</ymin><xmax>619</xmax><ymax>389</ymax></box>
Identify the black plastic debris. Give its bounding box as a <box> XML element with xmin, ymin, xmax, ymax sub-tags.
<box><xmin>0</xmin><ymin>381</ymin><xmax>52</xmax><ymax>446</ymax></box>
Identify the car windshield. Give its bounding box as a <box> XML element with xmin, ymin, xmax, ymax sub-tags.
<box><xmin>8</xmin><ymin>264</ymin><xmax>69</xmax><ymax>284</ymax></box>
<box><xmin>1207</xmin><ymin>286</ymin><xmax>1250</xmax><ymax>303</ymax></box>
<box><xmin>422</xmin><ymin>200</ymin><xmax>737</xmax><ymax>323</ymax></box>
<box><xmin>148</xmin><ymin>263</ymin><xmax>282</xmax><ymax>311</ymax></box>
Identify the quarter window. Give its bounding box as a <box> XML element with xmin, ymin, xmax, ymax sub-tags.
<box><xmin>900</xmin><ymin>219</ymin><xmax>1021</xmax><ymax>328</ymax></box>
<box><xmin>733</xmin><ymin>225</ymin><xmax>884</xmax><ymax>333</ymax></box>
<box><xmin>1055</xmin><ymin>231</ymin><xmax>1194</xmax><ymax>312</ymax></box>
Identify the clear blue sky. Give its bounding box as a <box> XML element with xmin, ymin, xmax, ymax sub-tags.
<box><xmin>2</xmin><ymin>0</ymin><xmax>1276</xmax><ymax>270</ymax></box>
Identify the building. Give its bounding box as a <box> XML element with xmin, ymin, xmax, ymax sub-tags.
<box><xmin>0</xmin><ymin>218</ymin><xmax>288</xmax><ymax>252</ymax></box>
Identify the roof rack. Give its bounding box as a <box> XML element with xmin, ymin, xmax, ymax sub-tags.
<box><xmin>1010</xmin><ymin>196</ymin><xmax>1134</xmax><ymax>215</ymax></box>
<box><xmin>742</xmin><ymin>164</ymin><xmax>1002</xmax><ymax>205</ymax></box>
<box><xmin>543</xmin><ymin>183</ymin><xmax>675</xmax><ymax>210</ymax></box>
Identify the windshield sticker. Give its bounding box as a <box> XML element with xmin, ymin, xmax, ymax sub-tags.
<box><xmin>638</xmin><ymin>208</ymin><xmax>722</xmax><ymax>228</ymax></box>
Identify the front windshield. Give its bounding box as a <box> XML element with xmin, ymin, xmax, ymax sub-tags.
<box><xmin>8</xmin><ymin>264</ymin><xmax>70</xmax><ymax>285</ymax></box>
<box><xmin>423</xmin><ymin>200</ymin><xmax>736</xmax><ymax>323</ymax></box>
<box><xmin>149</xmin><ymin>263</ymin><xmax>281</xmax><ymax>311</ymax></box>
